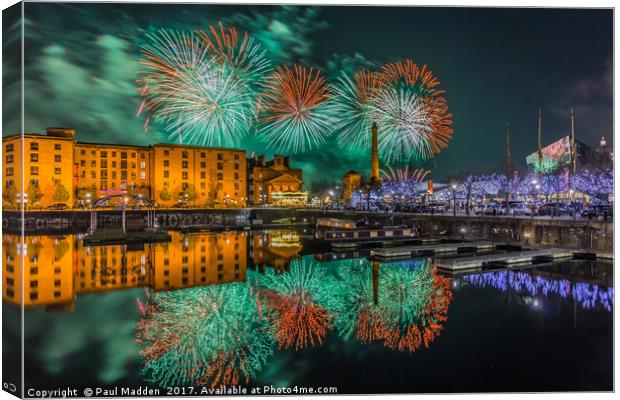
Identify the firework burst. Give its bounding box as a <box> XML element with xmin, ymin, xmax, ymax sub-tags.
<box><xmin>332</xmin><ymin>59</ymin><xmax>453</xmax><ymax>162</ymax></box>
<box><xmin>196</xmin><ymin>22</ymin><xmax>271</xmax><ymax>81</ymax></box>
<box><xmin>372</xmin><ymin>87</ymin><xmax>436</xmax><ymax>162</ymax></box>
<box><xmin>258</xmin><ymin>65</ymin><xmax>334</xmax><ymax>153</ymax></box>
<box><xmin>381</xmin><ymin>59</ymin><xmax>453</xmax><ymax>158</ymax></box>
<box><xmin>330</xmin><ymin>70</ymin><xmax>386</xmax><ymax>151</ymax></box>
<box><xmin>138</xmin><ymin>29</ymin><xmax>260</xmax><ymax>147</ymax></box>
<box><xmin>381</xmin><ymin>164</ymin><xmax>430</xmax><ymax>183</ymax></box>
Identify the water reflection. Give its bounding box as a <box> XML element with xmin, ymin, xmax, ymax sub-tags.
<box><xmin>461</xmin><ymin>267</ymin><xmax>614</xmax><ymax>311</ymax></box>
<box><xmin>2</xmin><ymin>230</ymin><xmax>302</xmax><ymax>310</ymax></box>
<box><xmin>323</xmin><ymin>259</ymin><xmax>453</xmax><ymax>352</ymax></box>
<box><xmin>137</xmin><ymin>283</ymin><xmax>273</xmax><ymax>389</ymax></box>
<box><xmin>135</xmin><ymin>256</ymin><xmax>454</xmax><ymax>388</ymax></box>
<box><xmin>5</xmin><ymin>231</ymin><xmax>613</xmax><ymax>392</ymax></box>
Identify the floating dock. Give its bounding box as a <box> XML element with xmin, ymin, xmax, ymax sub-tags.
<box><xmin>435</xmin><ymin>248</ymin><xmax>573</xmax><ymax>272</ymax></box>
<box><xmin>371</xmin><ymin>241</ymin><xmax>496</xmax><ymax>259</ymax></box>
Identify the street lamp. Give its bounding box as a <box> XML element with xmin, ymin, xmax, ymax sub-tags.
<box><xmin>450</xmin><ymin>183</ymin><xmax>457</xmax><ymax>216</ymax></box>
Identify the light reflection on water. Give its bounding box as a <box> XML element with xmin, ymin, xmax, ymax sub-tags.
<box><xmin>136</xmin><ymin>257</ymin><xmax>453</xmax><ymax>388</ymax></box>
<box><xmin>2</xmin><ymin>231</ymin><xmax>614</xmax><ymax>393</ymax></box>
<box><xmin>460</xmin><ymin>268</ymin><xmax>614</xmax><ymax>311</ymax></box>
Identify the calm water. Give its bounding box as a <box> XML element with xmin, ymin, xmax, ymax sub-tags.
<box><xmin>2</xmin><ymin>230</ymin><xmax>614</xmax><ymax>394</ymax></box>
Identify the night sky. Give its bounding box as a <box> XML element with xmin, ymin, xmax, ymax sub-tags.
<box><xmin>2</xmin><ymin>3</ymin><xmax>613</xmax><ymax>185</ymax></box>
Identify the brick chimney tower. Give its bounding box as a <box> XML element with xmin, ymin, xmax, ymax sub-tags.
<box><xmin>370</xmin><ymin>122</ymin><xmax>380</xmax><ymax>184</ymax></box>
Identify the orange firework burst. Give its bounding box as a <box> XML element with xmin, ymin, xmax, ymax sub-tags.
<box><xmin>196</xmin><ymin>22</ymin><xmax>271</xmax><ymax>78</ymax></box>
<box><xmin>381</xmin><ymin>265</ymin><xmax>453</xmax><ymax>353</ymax></box>
<box><xmin>382</xmin><ymin>59</ymin><xmax>443</xmax><ymax>95</ymax></box>
<box><xmin>258</xmin><ymin>64</ymin><xmax>334</xmax><ymax>153</ymax></box>
<box><xmin>355</xmin><ymin>307</ymin><xmax>390</xmax><ymax>344</ymax></box>
<box><xmin>261</xmin><ymin>289</ymin><xmax>333</xmax><ymax>350</ymax></box>
<box><xmin>380</xmin><ymin>59</ymin><xmax>454</xmax><ymax>158</ymax></box>
<box><xmin>351</xmin><ymin>69</ymin><xmax>386</xmax><ymax>103</ymax></box>
<box><xmin>198</xmin><ymin>350</ymin><xmax>249</xmax><ymax>389</ymax></box>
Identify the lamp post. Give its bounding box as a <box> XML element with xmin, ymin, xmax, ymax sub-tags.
<box><xmin>122</xmin><ymin>196</ymin><xmax>129</xmax><ymax>234</ymax></box>
<box><xmin>451</xmin><ymin>184</ymin><xmax>457</xmax><ymax>216</ymax></box>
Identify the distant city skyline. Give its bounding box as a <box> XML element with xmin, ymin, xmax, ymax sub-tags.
<box><xmin>3</xmin><ymin>3</ymin><xmax>613</xmax><ymax>184</ymax></box>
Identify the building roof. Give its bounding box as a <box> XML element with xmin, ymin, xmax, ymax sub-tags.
<box><xmin>3</xmin><ymin>133</ymin><xmax>74</xmax><ymax>141</ymax></box>
<box><xmin>75</xmin><ymin>141</ymin><xmax>152</xmax><ymax>150</ymax></box>
<box><xmin>152</xmin><ymin>143</ymin><xmax>245</xmax><ymax>153</ymax></box>
<box><xmin>266</xmin><ymin>173</ymin><xmax>303</xmax><ymax>184</ymax></box>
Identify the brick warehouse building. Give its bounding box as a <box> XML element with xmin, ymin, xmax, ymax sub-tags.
<box><xmin>2</xmin><ymin>127</ymin><xmax>257</xmax><ymax>208</ymax></box>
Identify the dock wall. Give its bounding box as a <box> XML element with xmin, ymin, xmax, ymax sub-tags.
<box><xmin>2</xmin><ymin>208</ymin><xmax>613</xmax><ymax>252</ymax></box>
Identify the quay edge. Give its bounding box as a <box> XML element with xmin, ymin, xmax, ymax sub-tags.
<box><xmin>2</xmin><ymin>208</ymin><xmax>613</xmax><ymax>253</ymax></box>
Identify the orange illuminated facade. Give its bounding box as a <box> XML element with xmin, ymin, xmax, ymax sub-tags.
<box><xmin>150</xmin><ymin>144</ymin><xmax>246</xmax><ymax>208</ymax></box>
<box><xmin>2</xmin><ymin>231</ymin><xmax>249</xmax><ymax>309</ymax></box>
<box><xmin>2</xmin><ymin>128</ymin><xmax>247</xmax><ymax>208</ymax></box>
<box><xmin>3</xmin><ymin>128</ymin><xmax>75</xmax><ymax>209</ymax></box>
<box><xmin>342</xmin><ymin>170</ymin><xmax>362</xmax><ymax>202</ymax></box>
<box><xmin>247</xmin><ymin>155</ymin><xmax>306</xmax><ymax>207</ymax></box>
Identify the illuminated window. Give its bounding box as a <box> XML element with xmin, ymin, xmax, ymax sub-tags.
<box><xmin>54</xmin><ymin>168</ymin><xmax>61</xmax><ymax>175</ymax></box>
